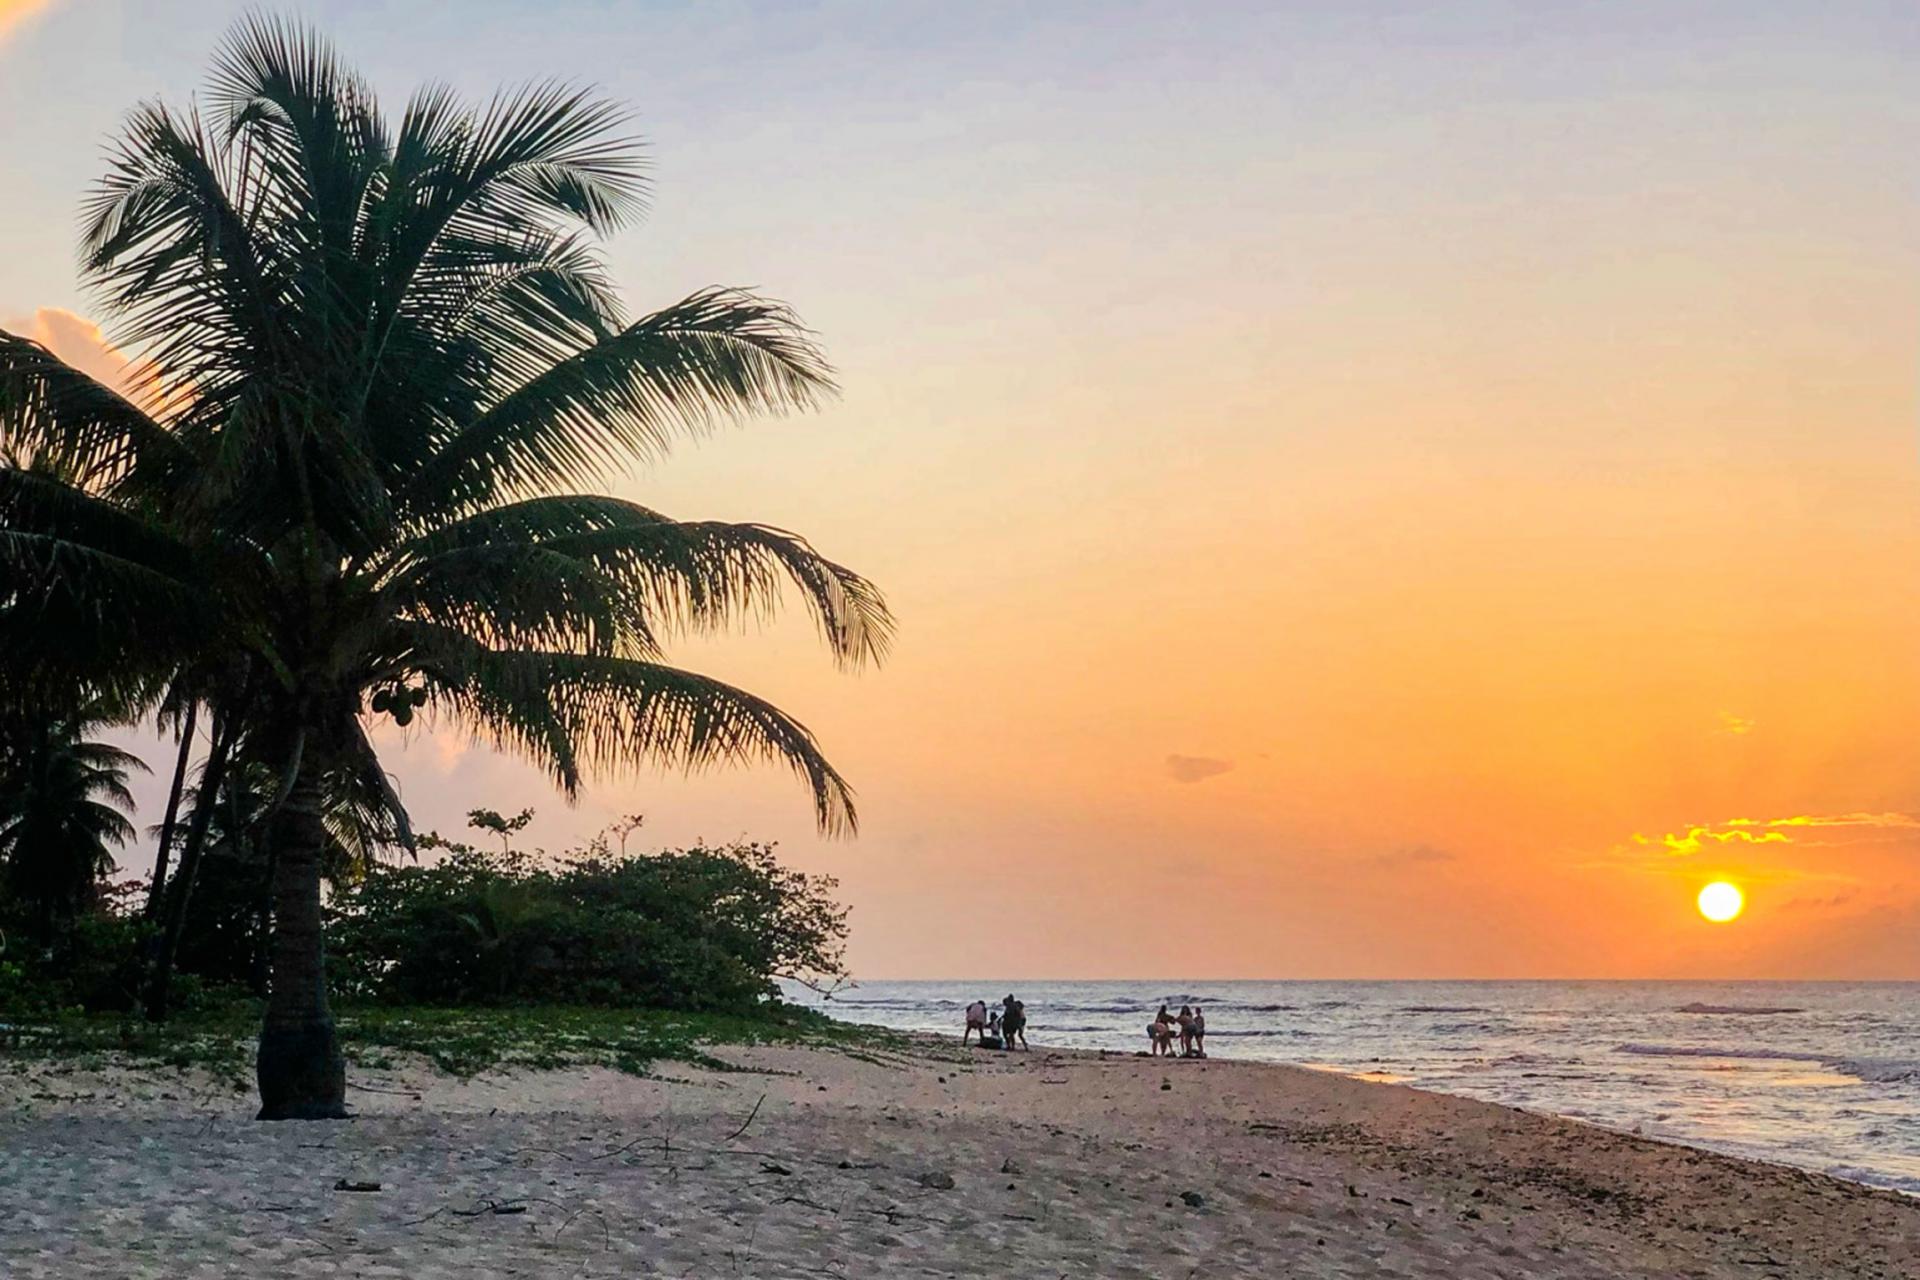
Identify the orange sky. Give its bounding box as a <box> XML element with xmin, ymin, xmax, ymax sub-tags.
<box><xmin>4</xmin><ymin>2</ymin><xmax>1917</xmax><ymax>978</ymax></box>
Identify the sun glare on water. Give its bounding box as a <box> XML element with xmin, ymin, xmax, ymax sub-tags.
<box><xmin>1696</xmin><ymin>881</ymin><xmax>1745</xmax><ymax>923</ymax></box>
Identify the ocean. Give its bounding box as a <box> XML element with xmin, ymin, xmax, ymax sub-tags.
<box><xmin>787</xmin><ymin>979</ymin><xmax>1920</xmax><ymax>1194</ymax></box>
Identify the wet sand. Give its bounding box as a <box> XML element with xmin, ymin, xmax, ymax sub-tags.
<box><xmin>3</xmin><ymin>1036</ymin><xmax>1916</xmax><ymax>1277</ymax></box>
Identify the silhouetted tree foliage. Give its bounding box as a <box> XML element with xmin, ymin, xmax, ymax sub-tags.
<box><xmin>0</xmin><ymin>694</ymin><xmax>145</xmax><ymax>946</ymax></box>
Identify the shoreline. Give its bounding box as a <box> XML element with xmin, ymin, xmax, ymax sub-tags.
<box><xmin>5</xmin><ymin>1032</ymin><xmax>1918</xmax><ymax>1277</ymax></box>
<box><xmin>799</xmin><ymin>979</ymin><xmax>1920</xmax><ymax>1196</ymax></box>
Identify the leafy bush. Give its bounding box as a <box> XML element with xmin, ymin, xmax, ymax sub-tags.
<box><xmin>327</xmin><ymin>833</ymin><xmax>848</xmax><ymax>1011</ymax></box>
<box><xmin>0</xmin><ymin>883</ymin><xmax>149</xmax><ymax>1015</ymax></box>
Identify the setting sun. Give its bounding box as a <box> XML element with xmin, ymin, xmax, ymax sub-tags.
<box><xmin>1697</xmin><ymin>882</ymin><xmax>1745</xmax><ymax>924</ymax></box>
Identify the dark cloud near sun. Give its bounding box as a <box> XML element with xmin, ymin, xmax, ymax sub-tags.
<box><xmin>1165</xmin><ymin>754</ymin><xmax>1233</xmax><ymax>784</ymax></box>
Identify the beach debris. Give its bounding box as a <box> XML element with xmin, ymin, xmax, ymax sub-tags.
<box><xmin>914</xmin><ymin>1170</ymin><xmax>956</xmax><ymax>1190</ymax></box>
<box><xmin>760</xmin><ymin>1161</ymin><xmax>793</xmax><ymax>1176</ymax></box>
<box><xmin>774</xmin><ymin>1193</ymin><xmax>836</xmax><ymax>1213</ymax></box>
<box><xmin>1180</xmin><ymin>1191</ymin><xmax>1207</xmax><ymax>1208</ymax></box>
<box><xmin>725</xmin><ymin>1093</ymin><xmax>767</xmax><ymax>1141</ymax></box>
<box><xmin>452</xmin><ymin>1199</ymin><xmax>528</xmax><ymax>1217</ymax></box>
<box><xmin>1160</xmin><ymin>1080</ymin><xmax>1172</xmax><ymax>1091</ymax></box>
<box><xmin>332</xmin><ymin>1179</ymin><xmax>383</xmax><ymax>1193</ymax></box>
<box><xmin>1000</xmin><ymin>1157</ymin><xmax>1021</xmax><ymax>1175</ymax></box>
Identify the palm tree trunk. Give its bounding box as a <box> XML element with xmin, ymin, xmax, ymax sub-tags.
<box><xmin>144</xmin><ymin>714</ymin><xmax>234</xmax><ymax>1022</ymax></box>
<box><xmin>144</xmin><ymin>702</ymin><xmax>198</xmax><ymax>919</ymax></box>
<box><xmin>255</xmin><ymin>761</ymin><xmax>346</xmax><ymax>1120</ymax></box>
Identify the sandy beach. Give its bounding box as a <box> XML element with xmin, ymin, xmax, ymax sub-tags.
<box><xmin>4</xmin><ymin>1036</ymin><xmax>1917</xmax><ymax>1279</ymax></box>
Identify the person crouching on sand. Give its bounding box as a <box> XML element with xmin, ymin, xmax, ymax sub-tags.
<box><xmin>964</xmin><ymin>999</ymin><xmax>989</xmax><ymax>1046</ymax></box>
<box><xmin>1148</xmin><ymin>1004</ymin><xmax>1176</xmax><ymax>1056</ymax></box>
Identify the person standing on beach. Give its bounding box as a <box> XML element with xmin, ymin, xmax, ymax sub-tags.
<box><xmin>963</xmin><ymin>999</ymin><xmax>989</xmax><ymax>1046</ymax></box>
<box><xmin>1190</xmin><ymin>1005</ymin><xmax>1206</xmax><ymax>1058</ymax></box>
<box><xmin>1176</xmin><ymin>1005</ymin><xmax>1194</xmax><ymax>1056</ymax></box>
<box><xmin>1001</xmin><ymin>994</ymin><xmax>1029</xmax><ymax>1050</ymax></box>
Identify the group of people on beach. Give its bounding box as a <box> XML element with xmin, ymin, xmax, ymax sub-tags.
<box><xmin>958</xmin><ymin>995</ymin><xmax>1208</xmax><ymax>1058</ymax></box>
<box><xmin>961</xmin><ymin>995</ymin><xmax>1028</xmax><ymax>1050</ymax></box>
<box><xmin>1149</xmin><ymin>1003</ymin><xmax>1206</xmax><ymax>1058</ymax></box>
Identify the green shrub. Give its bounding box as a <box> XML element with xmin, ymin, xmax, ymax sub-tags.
<box><xmin>0</xmin><ymin>894</ymin><xmax>149</xmax><ymax>1015</ymax></box>
<box><xmin>326</xmin><ymin>835</ymin><xmax>847</xmax><ymax>1011</ymax></box>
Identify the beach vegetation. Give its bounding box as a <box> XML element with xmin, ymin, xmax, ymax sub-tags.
<box><xmin>327</xmin><ymin>826</ymin><xmax>849</xmax><ymax>1011</ymax></box>
<box><xmin>3</xmin><ymin>1000</ymin><xmax>893</xmax><ymax>1091</ymax></box>
<box><xmin>0</xmin><ymin>17</ymin><xmax>887</xmax><ymax>1118</ymax></box>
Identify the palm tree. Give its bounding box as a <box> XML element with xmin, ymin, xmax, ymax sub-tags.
<box><xmin>0</xmin><ymin>694</ymin><xmax>146</xmax><ymax>944</ymax></box>
<box><xmin>0</xmin><ymin>18</ymin><xmax>891</xmax><ymax>1118</ymax></box>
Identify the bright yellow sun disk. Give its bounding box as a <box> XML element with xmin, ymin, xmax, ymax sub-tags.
<box><xmin>1697</xmin><ymin>881</ymin><xmax>1745</xmax><ymax>923</ymax></box>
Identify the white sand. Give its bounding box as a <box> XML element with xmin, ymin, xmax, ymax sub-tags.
<box><xmin>4</xmin><ymin>1037</ymin><xmax>1918</xmax><ymax>1277</ymax></box>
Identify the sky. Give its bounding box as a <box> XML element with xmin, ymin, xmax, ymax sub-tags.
<box><xmin>3</xmin><ymin>1</ymin><xmax>1918</xmax><ymax>979</ymax></box>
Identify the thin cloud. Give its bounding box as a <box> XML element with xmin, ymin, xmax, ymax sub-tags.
<box><xmin>1632</xmin><ymin>826</ymin><xmax>1793</xmax><ymax>856</ymax></box>
<box><xmin>1588</xmin><ymin>812</ymin><xmax>1920</xmax><ymax>888</ymax></box>
<box><xmin>1724</xmin><ymin>814</ymin><xmax>1920</xmax><ymax>831</ymax></box>
<box><xmin>1165</xmin><ymin>754</ymin><xmax>1233</xmax><ymax>784</ymax></box>
<box><xmin>1782</xmin><ymin>890</ymin><xmax>1861</xmax><ymax>913</ymax></box>
<box><xmin>1367</xmin><ymin>843</ymin><xmax>1456</xmax><ymax>870</ymax></box>
<box><xmin>1718</xmin><ymin>711</ymin><xmax>1756</xmax><ymax>736</ymax></box>
<box><xmin>1623</xmin><ymin>815</ymin><xmax>1920</xmax><ymax>858</ymax></box>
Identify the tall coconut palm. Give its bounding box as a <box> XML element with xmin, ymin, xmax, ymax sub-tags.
<box><xmin>0</xmin><ymin>18</ymin><xmax>890</xmax><ymax>1118</ymax></box>
<box><xmin>0</xmin><ymin>695</ymin><xmax>146</xmax><ymax>944</ymax></box>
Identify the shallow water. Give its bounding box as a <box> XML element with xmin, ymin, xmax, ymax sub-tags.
<box><xmin>786</xmin><ymin>979</ymin><xmax>1920</xmax><ymax>1193</ymax></box>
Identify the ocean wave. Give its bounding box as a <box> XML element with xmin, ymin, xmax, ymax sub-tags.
<box><xmin>1400</xmin><ymin>1005</ymin><xmax>1489</xmax><ymax>1014</ymax></box>
<box><xmin>1616</xmin><ymin>1043</ymin><xmax>1825</xmax><ymax>1063</ymax></box>
<box><xmin>1674</xmin><ymin>1002</ymin><xmax>1805</xmax><ymax>1016</ymax></box>
<box><xmin>832</xmin><ymin>997</ymin><xmax>964</xmax><ymax>1010</ymax></box>
<box><xmin>1832</xmin><ymin>1057</ymin><xmax>1920</xmax><ymax>1085</ymax></box>
<box><xmin>1615</xmin><ymin>1043</ymin><xmax>1920</xmax><ymax>1085</ymax></box>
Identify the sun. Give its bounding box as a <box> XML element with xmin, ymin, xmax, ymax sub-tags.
<box><xmin>1697</xmin><ymin>881</ymin><xmax>1745</xmax><ymax>923</ymax></box>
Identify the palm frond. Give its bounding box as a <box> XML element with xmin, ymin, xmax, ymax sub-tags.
<box><xmin>406</xmin><ymin>288</ymin><xmax>835</xmax><ymax>513</ymax></box>
<box><xmin>413</xmin><ymin>631</ymin><xmax>856</xmax><ymax>834</ymax></box>
<box><xmin>396</xmin><ymin>495</ymin><xmax>890</xmax><ymax>668</ymax></box>
<box><xmin>0</xmin><ymin>330</ymin><xmax>183</xmax><ymax>485</ymax></box>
